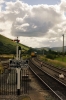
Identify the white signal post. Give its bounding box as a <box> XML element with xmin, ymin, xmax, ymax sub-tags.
<box><xmin>16</xmin><ymin>68</ymin><xmax>21</xmax><ymax>95</ymax></box>
<box><xmin>16</xmin><ymin>37</ymin><xmax>19</xmax><ymax>60</ymax></box>
<box><xmin>14</xmin><ymin>37</ymin><xmax>21</xmax><ymax>95</ymax></box>
<box><xmin>10</xmin><ymin>37</ymin><xmax>29</xmax><ymax>95</ymax></box>
<box><xmin>18</xmin><ymin>46</ymin><xmax>21</xmax><ymax>60</ymax></box>
<box><xmin>16</xmin><ymin>37</ymin><xmax>21</xmax><ymax>95</ymax></box>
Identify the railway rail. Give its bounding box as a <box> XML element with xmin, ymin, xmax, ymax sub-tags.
<box><xmin>29</xmin><ymin>58</ymin><xmax>66</xmax><ymax>100</ymax></box>
<box><xmin>32</xmin><ymin>57</ymin><xmax>66</xmax><ymax>84</ymax></box>
<box><xmin>36</xmin><ymin>57</ymin><xmax>66</xmax><ymax>74</ymax></box>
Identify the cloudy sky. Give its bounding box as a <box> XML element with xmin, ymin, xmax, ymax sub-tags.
<box><xmin>0</xmin><ymin>0</ymin><xmax>66</xmax><ymax>48</ymax></box>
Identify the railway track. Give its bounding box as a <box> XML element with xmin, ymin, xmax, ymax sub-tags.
<box><xmin>29</xmin><ymin>58</ymin><xmax>66</xmax><ymax>100</ymax></box>
<box><xmin>32</xmin><ymin>57</ymin><xmax>66</xmax><ymax>84</ymax></box>
<box><xmin>36</xmin><ymin>57</ymin><xmax>66</xmax><ymax>74</ymax></box>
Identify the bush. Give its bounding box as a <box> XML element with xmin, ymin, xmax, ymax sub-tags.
<box><xmin>46</xmin><ymin>54</ymin><xmax>56</xmax><ymax>59</ymax></box>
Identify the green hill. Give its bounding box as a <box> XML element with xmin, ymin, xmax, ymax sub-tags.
<box><xmin>36</xmin><ymin>46</ymin><xmax>66</xmax><ymax>52</ymax></box>
<box><xmin>50</xmin><ymin>47</ymin><xmax>66</xmax><ymax>52</ymax></box>
<box><xmin>0</xmin><ymin>35</ymin><xmax>29</xmax><ymax>54</ymax></box>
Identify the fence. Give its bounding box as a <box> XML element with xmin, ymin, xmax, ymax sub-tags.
<box><xmin>0</xmin><ymin>68</ymin><xmax>29</xmax><ymax>95</ymax></box>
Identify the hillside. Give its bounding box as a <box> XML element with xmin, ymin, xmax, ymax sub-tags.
<box><xmin>51</xmin><ymin>47</ymin><xmax>66</xmax><ymax>52</ymax></box>
<box><xmin>36</xmin><ymin>46</ymin><xmax>66</xmax><ymax>52</ymax></box>
<box><xmin>35</xmin><ymin>47</ymin><xmax>49</xmax><ymax>51</ymax></box>
<box><xmin>0</xmin><ymin>35</ymin><xmax>29</xmax><ymax>54</ymax></box>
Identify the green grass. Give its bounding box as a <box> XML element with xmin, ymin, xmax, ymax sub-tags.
<box><xmin>0</xmin><ymin>35</ymin><xmax>29</xmax><ymax>54</ymax></box>
<box><xmin>18</xmin><ymin>96</ymin><xmax>31</xmax><ymax>100</ymax></box>
<box><xmin>0</xmin><ymin>54</ymin><xmax>14</xmax><ymax>59</ymax></box>
<box><xmin>38</xmin><ymin>55</ymin><xmax>66</xmax><ymax>69</ymax></box>
<box><xmin>55</xmin><ymin>56</ymin><xmax>66</xmax><ymax>62</ymax></box>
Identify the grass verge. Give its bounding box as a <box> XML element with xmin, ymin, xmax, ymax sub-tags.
<box><xmin>38</xmin><ymin>55</ymin><xmax>66</xmax><ymax>69</ymax></box>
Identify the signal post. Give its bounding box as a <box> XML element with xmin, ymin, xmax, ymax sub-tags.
<box><xmin>9</xmin><ymin>37</ymin><xmax>29</xmax><ymax>95</ymax></box>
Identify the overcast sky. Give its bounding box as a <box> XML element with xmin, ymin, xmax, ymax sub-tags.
<box><xmin>0</xmin><ymin>0</ymin><xmax>66</xmax><ymax>48</ymax></box>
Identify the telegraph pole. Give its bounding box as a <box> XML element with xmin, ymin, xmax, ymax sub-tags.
<box><xmin>62</xmin><ymin>34</ymin><xmax>64</xmax><ymax>61</ymax></box>
<box><xmin>16</xmin><ymin>37</ymin><xmax>19</xmax><ymax>60</ymax></box>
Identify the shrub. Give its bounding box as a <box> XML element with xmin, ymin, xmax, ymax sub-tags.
<box><xmin>46</xmin><ymin>54</ymin><xmax>56</xmax><ymax>59</ymax></box>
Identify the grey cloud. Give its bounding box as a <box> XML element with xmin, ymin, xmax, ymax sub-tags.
<box><xmin>1</xmin><ymin>0</ymin><xmax>63</xmax><ymax>38</ymax></box>
<box><xmin>9</xmin><ymin>2</ymin><xmax>62</xmax><ymax>37</ymax></box>
<box><xmin>0</xmin><ymin>29</ymin><xmax>4</xmax><ymax>32</ymax></box>
<box><xmin>0</xmin><ymin>0</ymin><xmax>66</xmax><ymax>48</ymax></box>
<box><xmin>4</xmin><ymin>1</ymin><xmax>30</xmax><ymax>21</ymax></box>
<box><xmin>60</xmin><ymin>0</ymin><xmax>66</xmax><ymax>11</ymax></box>
<box><xmin>11</xmin><ymin>18</ymin><xmax>53</xmax><ymax>37</ymax></box>
<box><xmin>0</xmin><ymin>0</ymin><xmax>5</xmax><ymax>4</ymax></box>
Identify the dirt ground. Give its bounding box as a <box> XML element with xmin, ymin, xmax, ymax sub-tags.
<box><xmin>28</xmin><ymin>70</ymin><xmax>50</xmax><ymax>100</ymax></box>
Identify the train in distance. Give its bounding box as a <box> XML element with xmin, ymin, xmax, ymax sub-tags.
<box><xmin>31</xmin><ymin>52</ymin><xmax>37</xmax><ymax>57</ymax></box>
